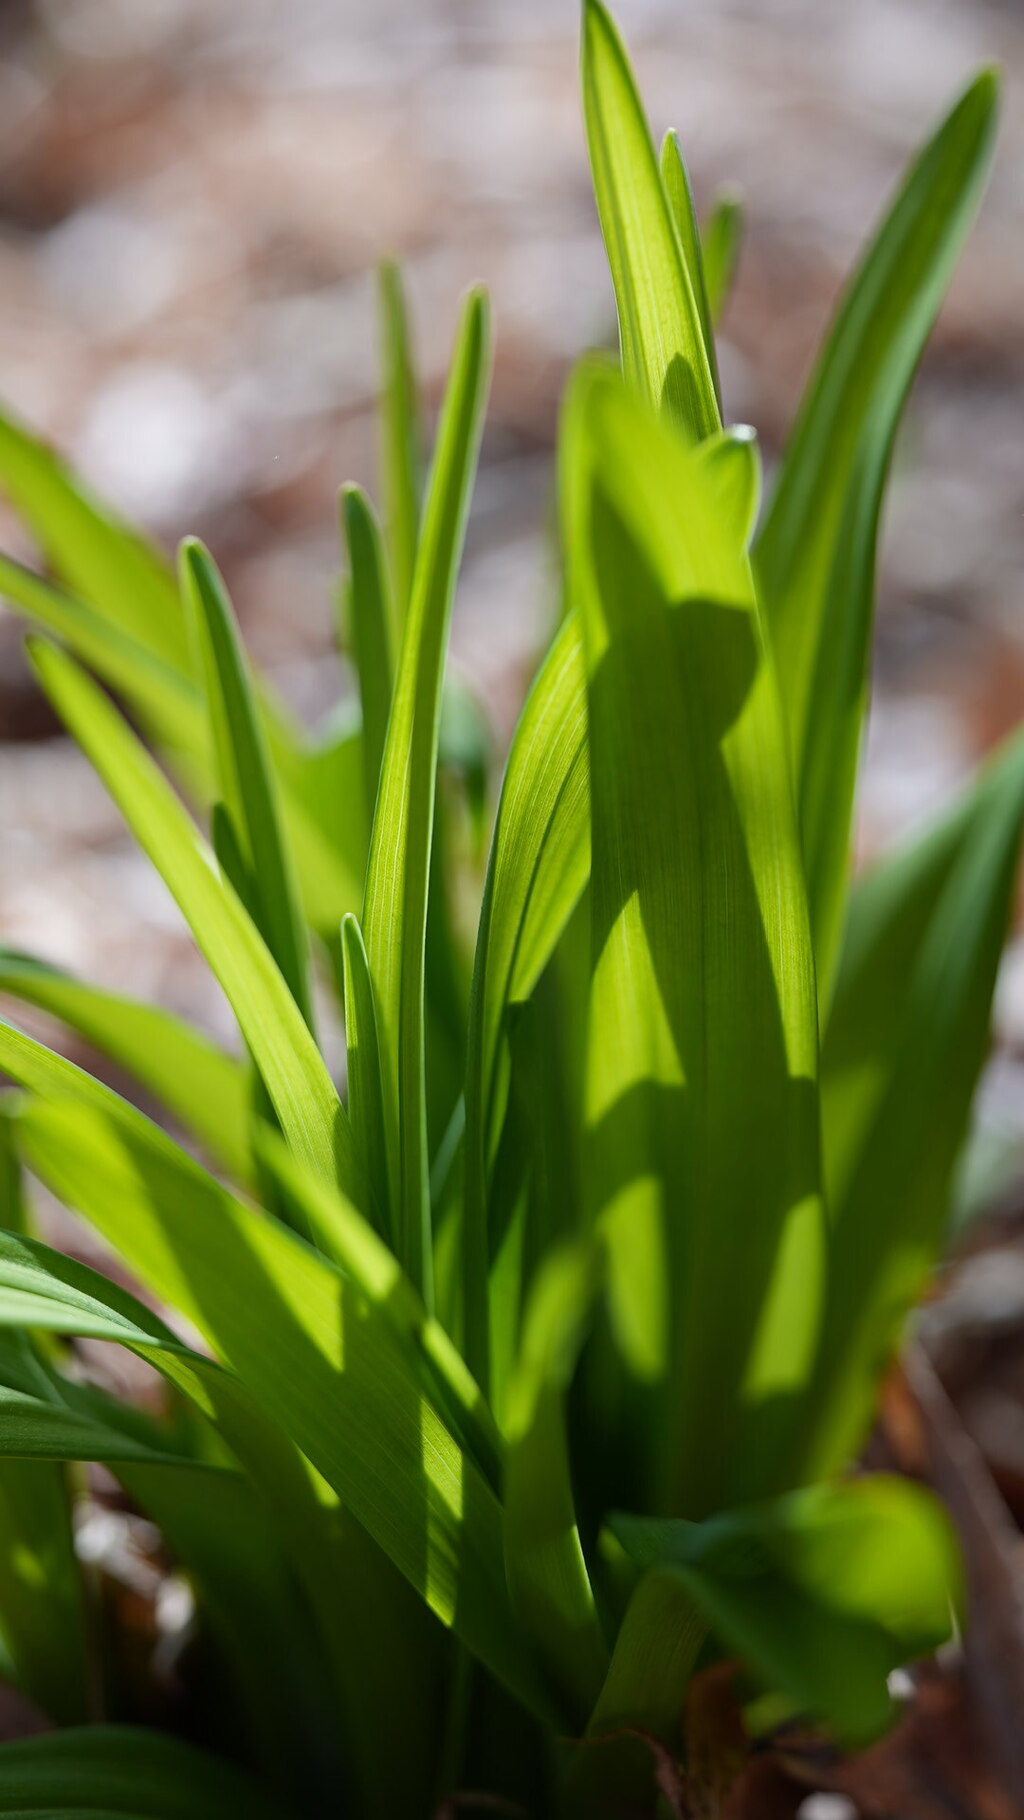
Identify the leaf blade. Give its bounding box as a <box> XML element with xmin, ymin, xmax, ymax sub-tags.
<box><xmin>581</xmin><ymin>0</ymin><xmax>720</xmax><ymax>436</ymax></box>
<box><xmin>363</xmin><ymin>287</ymin><xmax>491</xmax><ymax>1303</ymax></box>
<box><xmin>754</xmin><ymin>69</ymin><xmax>1000</xmax><ymax>993</ymax></box>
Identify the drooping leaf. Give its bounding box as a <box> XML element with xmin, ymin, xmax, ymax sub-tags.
<box><xmin>362</xmin><ymin>287</ymin><xmax>491</xmax><ymax>1304</ymax></box>
<box><xmin>808</xmin><ymin>728</ymin><xmax>1024</xmax><ymax>1475</ymax></box>
<box><xmin>581</xmin><ymin>0</ymin><xmax>719</xmax><ymax>437</ymax></box>
<box><xmin>27</xmin><ymin>639</ymin><xmax>352</xmax><ymax>1195</ymax></box>
<box><xmin>610</xmin><ymin>1476</ymin><xmax>960</xmax><ymax>1746</ymax></box>
<box><xmin>754</xmin><ymin>69</ymin><xmax>1000</xmax><ymax>995</ymax></box>
<box><xmin>180</xmin><ymin>539</ymin><xmax>313</xmax><ymax>1030</ymax></box>
<box><xmin>378</xmin><ymin>259</ymin><xmax>423</xmax><ymax>619</ymax></box>
<box><xmin>0</xmin><ymin>949</ymin><xmax>251</xmax><ymax>1180</ymax></box>
<box><xmin>0</xmin><ymin>1725</ymin><xmax>290</xmax><ymax>1820</ymax></box>
<box><xmin>0</xmin><ymin>552</ymin><xmax>208</xmax><ymax>789</ymax></box>
<box><xmin>2</xmin><ymin>1067</ymin><xmax>545</xmax><ymax>1717</ymax></box>
<box><xmin>0</xmin><ymin>1132</ymin><xmax>88</xmax><ymax>1727</ymax></box>
<box><xmin>566</xmin><ymin>365</ymin><xmax>823</xmax><ymax>1518</ymax></box>
<box><xmin>0</xmin><ymin>404</ymin><xmax>188</xmax><ymax>671</ymax></box>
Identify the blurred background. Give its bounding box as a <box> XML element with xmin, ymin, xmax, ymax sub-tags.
<box><xmin>1</xmin><ymin>0</ymin><xmax>1024</xmax><ymax>1804</ymax></box>
<box><xmin>1</xmin><ymin>0</ymin><xmax>1023</xmax><ymax>1005</ymax></box>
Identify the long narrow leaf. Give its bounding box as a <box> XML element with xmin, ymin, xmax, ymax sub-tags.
<box><xmin>0</xmin><ymin>1047</ymin><xmax>545</xmax><ymax>1715</ymax></box>
<box><xmin>754</xmin><ymin>70</ymin><xmax>1000</xmax><ymax>993</ymax></box>
<box><xmin>341</xmin><ymin>912</ymin><xmax>392</xmax><ymax>1245</ymax></box>
<box><xmin>660</xmin><ymin>130</ymin><xmax>720</xmax><ymax>404</ymax></box>
<box><xmin>700</xmin><ymin>189</ymin><xmax>743</xmax><ymax>324</ymax></box>
<box><xmin>0</xmin><ymin>405</ymin><xmax>189</xmax><ymax>670</ymax></box>
<box><xmin>808</xmin><ymin>728</ymin><xmax>1024</xmax><ymax>1474</ymax></box>
<box><xmin>503</xmin><ymin>1242</ymin><xmax>607</xmax><ymax>1723</ymax></box>
<box><xmin>341</xmin><ymin>485</ymin><xmax>396</xmax><ymax>828</ymax></box>
<box><xmin>581</xmin><ymin>0</ymin><xmax>719</xmax><ymax>437</ymax></box>
<box><xmin>463</xmin><ymin>613</ymin><xmax>589</xmax><ymax>1386</ymax></box>
<box><xmin>27</xmin><ymin>639</ymin><xmax>351</xmax><ymax>1195</ymax></box>
<box><xmin>363</xmin><ymin>288</ymin><xmax>491</xmax><ymax>1304</ymax></box>
<box><xmin>181</xmin><ymin>539</ymin><xmax>313</xmax><ymax>1029</ymax></box>
<box><xmin>0</xmin><ymin>1726</ymin><xmax>289</xmax><ymax>1820</ymax></box>
<box><xmin>0</xmin><ymin>950</ymin><xmax>250</xmax><ymax>1180</ymax></box>
<box><xmin>378</xmin><ymin>259</ymin><xmax>423</xmax><ymax>619</ymax></box>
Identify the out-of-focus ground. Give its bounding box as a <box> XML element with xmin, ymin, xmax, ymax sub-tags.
<box><xmin>1</xmin><ymin>0</ymin><xmax>1024</xmax><ymax>1811</ymax></box>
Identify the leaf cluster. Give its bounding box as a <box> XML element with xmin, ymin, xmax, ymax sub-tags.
<box><xmin>0</xmin><ymin>6</ymin><xmax>1009</xmax><ymax>1814</ymax></box>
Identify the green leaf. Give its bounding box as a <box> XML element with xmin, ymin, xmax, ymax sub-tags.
<box><xmin>0</xmin><ymin>1452</ymin><xmax>88</xmax><ymax>1726</ymax></box>
<box><xmin>0</xmin><ymin>949</ymin><xmax>251</xmax><ymax>1180</ymax></box>
<box><xmin>0</xmin><ymin>554</ymin><xmax>362</xmax><ymax>940</ymax></box>
<box><xmin>3</xmin><ymin>1068</ymin><xmax>546</xmax><ymax>1717</ymax></box>
<box><xmin>341</xmin><ymin>485</ymin><xmax>396</xmax><ymax>829</ymax></box>
<box><xmin>660</xmin><ymin>130</ymin><xmax>720</xmax><ymax>405</ymax></box>
<box><xmin>363</xmin><ymin>287</ymin><xmax>491</xmax><ymax>1305</ymax></box>
<box><xmin>180</xmin><ymin>539</ymin><xmax>313</xmax><ymax>1031</ymax></box>
<box><xmin>275</xmin><ymin>716</ymin><xmax>367</xmax><ymax>934</ymax></box>
<box><xmin>503</xmin><ymin>1242</ymin><xmax>608</xmax><ymax>1722</ymax></box>
<box><xmin>118</xmin><ymin>1458</ymin><xmax>345</xmax><ymax>1806</ymax></box>
<box><xmin>754</xmin><ymin>69</ymin><xmax>1000</xmax><ymax>995</ymax></box>
<box><xmin>700</xmin><ymin>189</ymin><xmax>743</xmax><ymax>324</ymax></box>
<box><xmin>566</xmin><ymin>365</ymin><xmax>823</xmax><ymax>1517</ymax></box>
<box><xmin>809</xmin><ymin>728</ymin><xmax>1024</xmax><ymax>1475</ymax></box>
<box><xmin>0</xmin><ymin>1726</ymin><xmax>290</xmax><ymax>1819</ymax></box>
<box><xmin>0</xmin><ymin>404</ymin><xmax>189</xmax><ymax>672</ymax></box>
<box><xmin>461</xmin><ymin>426</ymin><xmax>758</xmax><ymax>1390</ymax></box>
<box><xmin>340</xmin><ymin>912</ymin><xmax>392</xmax><ymax>1245</ymax></box>
<box><xmin>378</xmin><ymin>259</ymin><xmax>423</xmax><ymax>618</ymax></box>
<box><xmin>610</xmin><ymin>1476</ymin><xmax>960</xmax><ymax>1746</ymax></box>
<box><xmin>463</xmin><ymin>612</ymin><xmax>589</xmax><ymax>1387</ymax></box>
<box><xmin>27</xmin><ymin>639</ymin><xmax>351</xmax><ymax>1196</ymax></box>
<box><xmin>0</xmin><ymin>553</ymin><xmax>208</xmax><ymax>791</ymax></box>
<box><xmin>254</xmin><ymin>1125</ymin><xmax>503</xmax><ymax>1496</ymax></box>
<box><xmin>0</xmin><ymin>1356</ymin><xmax>202</xmax><ymax>1472</ymax></box>
<box><xmin>0</xmin><ymin>1116</ymin><xmax>88</xmax><ymax>1730</ymax></box>
<box><xmin>581</xmin><ymin>0</ymin><xmax>720</xmax><ymax>437</ymax></box>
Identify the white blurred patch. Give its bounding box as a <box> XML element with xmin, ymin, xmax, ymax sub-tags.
<box><xmin>42</xmin><ymin>205</ymin><xmax>185</xmax><ymax>337</ymax></box>
<box><xmin>797</xmin><ymin>1797</ymin><xmax>859</xmax><ymax>1820</ymax></box>
<box><xmin>73</xmin><ymin>363</ymin><xmax>227</xmax><ymax>525</ymax></box>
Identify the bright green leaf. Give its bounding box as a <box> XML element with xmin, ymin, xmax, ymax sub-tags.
<box><xmin>581</xmin><ymin>0</ymin><xmax>720</xmax><ymax>436</ymax></box>
<box><xmin>610</xmin><ymin>1475</ymin><xmax>960</xmax><ymax>1746</ymax></box>
<box><xmin>0</xmin><ymin>949</ymin><xmax>250</xmax><ymax>1181</ymax></box>
<box><xmin>363</xmin><ymin>287</ymin><xmax>491</xmax><ymax>1305</ymax></box>
<box><xmin>378</xmin><ymin>259</ymin><xmax>423</xmax><ymax>619</ymax></box>
<box><xmin>566</xmin><ymin>365</ymin><xmax>823</xmax><ymax>1517</ymax></box>
<box><xmin>27</xmin><ymin>639</ymin><xmax>351</xmax><ymax>1195</ymax></box>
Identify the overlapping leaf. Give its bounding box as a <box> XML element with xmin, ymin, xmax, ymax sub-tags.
<box><xmin>27</xmin><ymin>639</ymin><xmax>350</xmax><ymax>1194</ymax></box>
<box><xmin>0</xmin><ymin>1726</ymin><xmax>289</xmax><ymax>1820</ymax></box>
<box><xmin>610</xmin><ymin>1476</ymin><xmax>959</xmax><ymax>1745</ymax></box>
<box><xmin>581</xmin><ymin>0</ymin><xmax>720</xmax><ymax>437</ymax></box>
<box><xmin>566</xmin><ymin>366</ymin><xmax>822</xmax><ymax>1519</ymax></box>
<box><xmin>0</xmin><ymin>949</ymin><xmax>250</xmax><ymax>1179</ymax></box>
